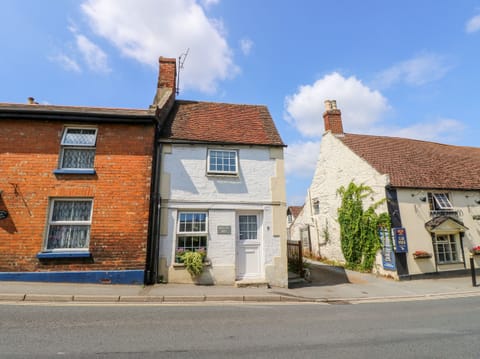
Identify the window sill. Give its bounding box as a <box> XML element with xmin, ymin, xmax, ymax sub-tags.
<box><xmin>206</xmin><ymin>173</ymin><xmax>239</xmax><ymax>179</ymax></box>
<box><xmin>172</xmin><ymin>259</ymin><xmax>211</xmax><ymax>268</ymax></box>
<box><xmin>437</xmin><ymin>261</ymin><xmax>463</xmax><ymax>265</ymax></box>
<box><xmin>53</xmin><ymin>169</ymin><xmax>96</xmax><ymax>175</ymax></box>
<box><xmin>37</xmin><ymin>251</ymin><xmax>92</xmax><ymax>259</ymax></box>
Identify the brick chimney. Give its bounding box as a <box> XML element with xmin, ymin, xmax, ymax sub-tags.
<box><xmin>323</xmin><ymin>100</ymin><xmax>344</xmax><ymax>135</ymax></box>
<box><xmin>157</xmin><ymin>57</ymin><xmax>177</xmax><ymax>92</ymax></box>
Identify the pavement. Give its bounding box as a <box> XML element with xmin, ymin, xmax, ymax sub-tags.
<box><xmin>1</xmin><ymin>261</ymin><xmax>479</xmax><ymax>304</ymax></box>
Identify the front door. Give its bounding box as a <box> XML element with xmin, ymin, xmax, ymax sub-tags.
<box><xmin>236</xmin><ymin>213</ymin><xmax>262</xmax><ymax>279</ymax></box>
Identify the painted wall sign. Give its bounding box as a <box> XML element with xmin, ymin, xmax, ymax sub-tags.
<box><xmin>217</xmin><ymin>225</ymin><xmax>231</xmax><ymax>235</ymax></box>
<box><xmin>379</xmin><ymin>227</ymin><xmax>396</xmax><ymax>270</ymax></box>
<box><xmin>0</xmin><ymin>210</ymin><xmax>8</xmax><ymax>220</ymax></box>
<box><xmin>393</xmin><ymin>227</ymin><xmax>408</xmax><ymax>253</ymax></box>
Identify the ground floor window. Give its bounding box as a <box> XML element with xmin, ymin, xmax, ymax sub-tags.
<box><xmin>435</xmin><ymin>234</ymin><xmax>459</xmax><ymax>264</ymax></box>
<box><xmin>45</xmin><ymin>199</ymin><xmax>93</xmax><ymax>250</ymax></box>
<box><xmin>176</xmin><ymin>212</ymin><xmax>208</xmax><ymax>262</ymax></box>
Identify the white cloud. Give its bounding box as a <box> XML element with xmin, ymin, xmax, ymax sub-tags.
<box><xmin>201</xmin><ymin>0</ymin><xmax>220</xmax><ymax>7</ymax></box>
<box><xmin>240</xmin><ymin>38</ymin><xmax>253</xmax><ymax>55</ymax></box>
<box><xmin>374</xmin><ymin>53</ymin><xmax>451</xmax><ymax>88</ymax></box>
<box><xmin>50</xmin><ymin>54</ymin><xmax>81</xmax><ymax>73</ymax></box>
<box><xmin>75</xmin><ymin>34</ymin><xmax>110</xmax><ymax>73</ymax></box>
<box><xmin>80</xmin><ymin>0</ymin><xmax>238</xmax><ymax>93</ymax></box>
<box><xmin>284</xmin><ymin>141</ymin><xmax>320</xmax><ymax>178</ymax></box>
<box><xmin>284</xmin><ymin>72</ymin><xmax>390</xmax><ymax>137</ymax></box>
<box><xmin>466</xmin><ymin>14</ymin><xmax>480</xmax><ymax>33</ymax></box>
<box><xmin>377</xmin><ymin>118</ymin><xmax>465</xmax><ymax>143</ymax></box>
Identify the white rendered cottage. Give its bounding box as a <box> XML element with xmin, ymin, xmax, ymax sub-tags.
<box><xmin>156</xmin><ymin>100</ymin><xmax>288</xmax><ymax>287</ymax></box>
<box><xmin>294</xmin><ymin>100</ymin><xmax>480</xmax><ymax>279</ymax></box>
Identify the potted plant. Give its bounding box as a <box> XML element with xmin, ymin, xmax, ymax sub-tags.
<box><xmin>471</xmin><ymin>245</ymin><xmax>480</xmax><ymax>255</ymax></box>
<box><xmin>182</xmin><ymin>251</ymin><xmax>205</xmax><ymax>277</ymax></box>
<box><xmin>412</xmin><ymin>250</ymin><xmax>432</xmax><ymax>259</ymax></box>
<box><xmin>175</xmin><ymin>249</ymin><xmax>185</xmax><ymax>263</ymax></box>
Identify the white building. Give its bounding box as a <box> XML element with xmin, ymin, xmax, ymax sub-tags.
<box><xmin>293</xmin><ymin>100</ymin><xmax>480</xmax><ymax>279</ymax></box>
<box><xmin>157</xmin><ymin>100</ymin><xmax>288</xmax><ymax>287</ymax></box>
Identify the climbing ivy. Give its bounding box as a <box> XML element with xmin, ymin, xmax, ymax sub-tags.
<box><xmin>337</xmin><ymin>182</ymin><xmax>390</xmax><ymax>271</ymax></box>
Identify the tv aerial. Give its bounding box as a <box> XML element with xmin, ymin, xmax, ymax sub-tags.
<box><xmin>176</xmin><ymin>48</ymin><xmax>189</xmax><ymax>95</ymax></box>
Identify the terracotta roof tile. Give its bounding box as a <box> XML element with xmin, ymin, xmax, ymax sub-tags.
<box><xmin>160</xmin><ymin>100</ymin><xmax>285</xmax><ymax>146</ymax></box>
<box><xmin>288</xmin><ymin>206</ymin><xmax>303</xmax><ymax>218</ymax></box>
<box><xmin>339</xmin><ymin>133</ymin><xmax>480</xmax><ymax>190</ymax></box>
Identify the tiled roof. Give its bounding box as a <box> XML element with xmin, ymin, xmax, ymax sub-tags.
<box><xmin>288</xmin><ymin>206</ymin><xmax>303</xmax><ymax>218</ymax></box>
<box><xmin>160</xmin><ymin>100</ymin><xmax>285</xmax><ymax>146</ymax></box>
<box><xmin>339</xmin><ymin>133</ymin><xmax>480</xmax><ymax>190</ymax></box>
<box><xmin>0</xmin><ymin>102</ymin><xmax>154</xmax><ymax>119</ymax></box>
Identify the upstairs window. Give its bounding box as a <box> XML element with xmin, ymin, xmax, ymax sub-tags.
<box><xmin>428</xmin><ymin>192</ymin><xmax>457</xmax><ymax>217</ymax></box>
<box><xmin>207</xmin><ymin>149</ymin><xmax>238</xmax><ymax>175</ymax></box>
<box><xmin>430</xmin><ymin>193</ymin><xmax>453</xmax><ymax>210</ymax></box>
<box><xmin>313</xmin><ymin>199</ymin><xmax>320</xmax><ymax>215</ymax></box>
<box><xmin>59</xmin><ymin>128</ymin><xmax>97</xmax><ymax>170</ymax></box>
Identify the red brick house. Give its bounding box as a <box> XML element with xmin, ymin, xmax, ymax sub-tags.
<box><xmin>0</xmin><ymin>57</ymin><xmax>176</xmax><ymax>284</ymax></box>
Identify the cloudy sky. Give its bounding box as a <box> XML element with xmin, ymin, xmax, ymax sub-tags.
<box><xmin>2</xmin><ymin>0</ymin><xmax>480</xmax><ymax>205</ymax></box>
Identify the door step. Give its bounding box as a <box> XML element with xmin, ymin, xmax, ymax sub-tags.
<box><xmin>235</xmin><ymin>279</ymin><xmax>270</xmax><ymax>288</ymax></box>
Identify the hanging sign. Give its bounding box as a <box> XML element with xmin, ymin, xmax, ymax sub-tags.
<box><xmin>379</xmin><ymin>227</ymin><xmax>396</xmax><ymax>270</ymax></box>
<box><xmin>393</xmin><ymin>227</ymin><xmax>408</xmax><ymax>253</ymax></box>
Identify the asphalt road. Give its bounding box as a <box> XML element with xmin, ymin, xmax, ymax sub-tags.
<box><xmin>1</xmin><ymin>298</ymin><xmax>479</xmax><ymax>358</ymax></box>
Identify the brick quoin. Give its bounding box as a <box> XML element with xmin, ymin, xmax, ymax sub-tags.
<box><xmin>0</xmin><ymin>119</ymin><xmax>154</xmax><ymax>272</ymax></box>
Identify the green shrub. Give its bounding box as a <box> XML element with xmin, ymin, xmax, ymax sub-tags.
<box><xmin>181</xmin><ymin>251</ymin><xmax>204</xmax><ymax>277</ymax></box>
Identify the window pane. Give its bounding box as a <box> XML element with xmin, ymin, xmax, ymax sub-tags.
<box><xmin>176</xmin><ymin>236</ymin><xmax>207</xmax><ymax>252</ymax></box>
<box><xmin>62</xmin><ymin>149</ymin><xmax>95</xmax><ymax>169</ymax></box>
<box><xmin>239</xmin><ymin>215</ymin><xmax>257</xmax><ymax>240</ymax></box>
<box><xmin>46</xmin><ymin>225</ymin><xmax>90</xmax><ymax>249</ymax></box>
<box><xmin>209</xmin><ymin>150</ymin><xmax>237</xmax><ymax>173</ymax></box>
<box><xmin>178</xmin><ymin>212</ymin><xmax>207</xmax><ymax>233</ymax></box>
<box><xmin>52</xmin><ymin>201</ymin><xmax>92</xmax><ymax>222</ymax></box>
<box><xmin>63</xmin><ymin>128</ymin><xmax>97</xmax><ymax>146</ymax></box>
<box><xmin>433</xmin><ymin>193</ymin><xmax>453</xmax><ymax>209</ymax></box>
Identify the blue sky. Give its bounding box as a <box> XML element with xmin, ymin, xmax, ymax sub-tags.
<box><xmin>2</xmin><ymin>0</ymin><xmax>480</xmax><ymax>205</ymax></box>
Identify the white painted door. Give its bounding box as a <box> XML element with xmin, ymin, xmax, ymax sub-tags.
<box><xmin>236</xmin><ymin>213</ymin><xmax>262</xmax><ymax>279</ymax></box>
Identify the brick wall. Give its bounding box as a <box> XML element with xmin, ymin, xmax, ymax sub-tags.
<box><xmin>0</xmin><ymin>119</ymin><xmax>154</xmax><ymax>272</ymax></box>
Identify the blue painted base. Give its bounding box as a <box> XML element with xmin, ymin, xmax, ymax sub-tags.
<box><xmin>0</xmin><ymin>270</ymin><xmax>144</xmax><ymax>285</ymax></box>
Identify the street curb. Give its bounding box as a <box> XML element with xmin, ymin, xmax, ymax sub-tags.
<box><xmin>25</xmin><ymin>294</ymin><xmax>73</xmax><ymax>302</ymax></box>
<box><xmin>0</xmin><ymin>293</ymin><xmax>26</xmax><ymax>301</ymax></box>
<box><xmin>1</xmin><ymin>290</ymin><xmax>479</xmax><ymax>304</ymax></box>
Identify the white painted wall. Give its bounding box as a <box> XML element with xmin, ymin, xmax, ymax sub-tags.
<box><xmin>159</xmin><ymin>144</ymin><xmax>287</xmax><ymax>287</ymax></box>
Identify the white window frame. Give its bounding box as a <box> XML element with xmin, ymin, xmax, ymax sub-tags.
<box><xmin>238</xmin><ymin>214</ymin><xmax>258</xmax><ymax>241</ymax></box>
<box><xmin>59</xmin><ymin>127</ymin><xmax>98</xmax><ymax>170</ymax></box>
<box><xmin>176</xmin><ymin>212</ymin><xmax>208</xmax><ymax>256</ymax></box>
<box><xmin>434</xmin><ymin>234</ymin><xmax>460</xmax><ymax>264</ymax></box>
<box><xmin>207</xmin><ymin>149</ymin><xmax>238</xmax><ymax>175</ymax></box>
<box><xmin>44</xmin><ymin>198</ymin><xmax>93</xmax><ymax>251</ymax></box>
<box><xmin>432</xmin><ymin>193</ymin><xmax>453</xmax><ymax>210</ymax></box>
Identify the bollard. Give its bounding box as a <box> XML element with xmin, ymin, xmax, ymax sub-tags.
<box><xmin>470</xmin><ymin>254</ymin><xmax>477</xmax><ymax>287</ymax></box>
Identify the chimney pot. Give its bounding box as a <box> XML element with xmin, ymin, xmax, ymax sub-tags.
<box><xmin>323</xmin><ymin>99</ymin><xmax>344</xmax><ymax>135</ymax></box>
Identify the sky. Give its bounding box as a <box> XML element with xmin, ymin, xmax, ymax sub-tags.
<box><xmin>1</xmin><ymin>0</ymin><xmax>480</xmax><ymax>205</ymax></box>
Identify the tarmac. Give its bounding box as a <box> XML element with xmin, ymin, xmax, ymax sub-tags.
<box><xmin>1</xmin><ymin>261</ymin><xmax>479</xmax><ymax>304</ymax></box>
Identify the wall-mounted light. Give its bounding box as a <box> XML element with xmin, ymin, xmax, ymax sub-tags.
<box><xmin>475</xmin><ymin>199</ymin><xmax>480</xmax><ymax>205</ymax></box>
<box><xmin>419</xmin><ymin>196</ymin><xmax>427</xmax><ymax>202</ymax></box>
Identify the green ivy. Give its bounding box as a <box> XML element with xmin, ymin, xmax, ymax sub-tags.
<box><xmin>337</xmin><ymin>182</ymin><xmax>390</xmax><ymax>271</ymax></box>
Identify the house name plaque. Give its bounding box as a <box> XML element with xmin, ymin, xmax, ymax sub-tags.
<box><xmin>217</xmin><ymin>225</ymin><xmax>231</xmax><ymax>235</ymax></box>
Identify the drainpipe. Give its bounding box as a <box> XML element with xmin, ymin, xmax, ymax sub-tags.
<box><xmin>145</xmin><ymin>123</ymin><xmax>163</xmax><ymax>285</ymax></box>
